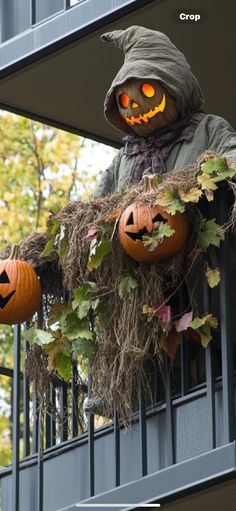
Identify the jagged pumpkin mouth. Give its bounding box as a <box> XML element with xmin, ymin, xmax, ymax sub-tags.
<box><xmin>125</xmin><ymin>94</ymin><xmax>166</xmax><ymax>126</ymax></box>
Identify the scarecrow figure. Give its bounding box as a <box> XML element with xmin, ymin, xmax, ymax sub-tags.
<box><xmin>86</xmin><ymin>26</ymin><xmax>236</xmax><ymax>415</ymax></box>
<box><xmin>94</xmin><ymin>25</ymin><xmax>236</xmax><ymax>197</ymax></box>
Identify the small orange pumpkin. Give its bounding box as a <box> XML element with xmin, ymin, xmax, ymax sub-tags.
<box><xmin>0</xmin><ymin>245</ymin><xmax>41</xmax><ymax>325</ymax></box>
<box><xmin>118</xmin><ymin>176</ymin><xmax>189</xmax><ymax>263</ymax></box>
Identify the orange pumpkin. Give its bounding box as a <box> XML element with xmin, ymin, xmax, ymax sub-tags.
<box><xmin>118</xmin><ymin>177</ymin><xmax>189</xmax><ymax>263</ymax></box>
<box><xmin>0</xmin><ymin>245</ymin><xmax>41</xmax><ymax>325</ymax></box>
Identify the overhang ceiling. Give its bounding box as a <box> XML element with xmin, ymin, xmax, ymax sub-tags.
<box><xmin>0</xmin><ymin>0</ymin><xmax>235</xmax><ymax>147</ymax></box>
<box><xmin>161</xmin><ymin>478</ymin><xmax>236</xmax><ymax>510</ymax></box>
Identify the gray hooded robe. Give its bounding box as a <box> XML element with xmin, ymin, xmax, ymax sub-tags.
<box><xmin>94</xmin><ymin>26</ymin><xmax>236</xmax><ymax>197</ymax></box>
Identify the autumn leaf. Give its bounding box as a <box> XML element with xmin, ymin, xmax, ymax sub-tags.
<box><xmin>24</xmin><ymin>327</ymin><xmax>54</xmax><ymax>345</ymax></box>
<box><xmin>71</xmin><ymin>337</ymin><xmax>97</xmax><ymax>359</ymax></box>
<box><xmin>197</xmin><ymin>173</ymin><xmax>218</xmax><ymax>191</ymax></box>
<box><xmin>85</xmin><ymin>228</ymin><xmax>98</xmax><ymax>242</ymax></box>
<box><xmin>201</xmin><ymin>157</ymin><xmax>228</xmax><ymax>175</ymax></box>
<box><xmin>198</xmin><ymin>218</ymin><xmax>224</xmax><ymax>251</ymax></box>
<box><xmin>142</xmin><ymin>223</ymin><xmax>175</xmax><ymax>251</ymax></box>
<box><xmin>154</xmin><ymin>304</ymin><xmax>171</xmax><ymax>331</ymax></box>
<box><xmin>174</xmin><ymin>311</ymin><xmax>193</xmax><ymax>332</ymax></box>
<box><xmin>204</xmin><ymin>190</ymin><xmax>214</xmax><ymax>202</ymax></box>
<box><xmin>87</xmin><ymin>239</ymin><xmax>112</xmax><ymax>271</ymax></box>
<box><xmin>190</xmin><ymin>313</ymin><xmax>218</xmax><ymax>330</ymax></box>
<box><xmin>157</xmin><ymin>188</ymin><xmax>185</xmax><ymax>215</ymax></box>
<box><xmin>142</xmin><ymin>304</ymin><xmax>155</xmax><ymax>315</ymax></box>
<box><xmin>205</xmin><ymin>265</ymin><xmax>221</xmax><ymax>288</ymax></box>
<box><xmin>198</xmin><ymin>325</ymin><xmax>212</xmax><ymax>348</ymax></box>
<box><xmin>201</xmin><ymin>156</ymin><xmax>236</xmax><ymax>182</ymax></box>
<box><xmin>54</xmin><ymin>351</ymin><xmax>71</xmax><ymax>381</ymax></box>
<box><xmin>160</xmin><ymin>329</ymin><xmax>182</xmax><ymax>358</ymax></box>
<box><xmin>179</xmin><ymin>188</ymin><xmax>202</xmax><ymax>203</ymax></box>
<box><xmin>118</xmin><ymin>274</ymin><xmax>138</xmax><ymax>298</ymax></box>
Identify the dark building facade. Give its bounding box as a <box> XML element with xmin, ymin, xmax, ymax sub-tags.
<box><xmin>0</xmin><ymin>1</ymin><xmax>236</xmax><ymax>510</ymax></box>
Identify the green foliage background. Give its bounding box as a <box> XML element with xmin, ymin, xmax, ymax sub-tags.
<box><xmin>0</xmin><ymin>111</ymin><xmax>116</xmax><ymax>467</ymax></box>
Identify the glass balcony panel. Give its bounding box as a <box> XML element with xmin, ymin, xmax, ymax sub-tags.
<box><xmin>34</xmin><ymin>0</ymin><xmax>64</xmax><ymax>24</ymax></box>
<box><xmin>1</xmin><ymin>0</ymin><xmax>31</xmax><ymax>42</ymax></box>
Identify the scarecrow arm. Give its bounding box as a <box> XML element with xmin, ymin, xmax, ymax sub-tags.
<box><xmin>93</xmin><ymin>148</ymin><xmax>123</xmax><ymax>198</ymax></box>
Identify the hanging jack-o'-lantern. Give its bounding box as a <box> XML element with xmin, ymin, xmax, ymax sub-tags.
<box><xmin>0</xmin><ymin>245</ymin><xmax>41</xmax><ymax>325</ymax></box>
<box><xmin>118</xmin><ymin>176</ymin><xmax>189</xmax><ymax>263</ymax></box>
<box><xmin>115</xmin><ymin>78</ymin><xmax>178</xmax><ymax>136</ymax></box>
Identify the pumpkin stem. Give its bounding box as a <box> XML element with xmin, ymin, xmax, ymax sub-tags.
<box><xmin>9</xmin><ymin>244</ymin><xmax>20</xmax><ymax>260</ymax></box>
<box><xmin>142</xmin><ymin>174</ymin><xmax>159</xmax><ymax>193</ymax></box>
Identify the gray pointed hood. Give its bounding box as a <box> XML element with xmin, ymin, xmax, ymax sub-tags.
<box><xmin>101</xmin><ymin>26</ymin><xmax>204</xmax><ymax>135</ymax></box>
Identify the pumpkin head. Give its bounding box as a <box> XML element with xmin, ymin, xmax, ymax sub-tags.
<box><xmin>118</xmin><ymin>176</ymin><xmax>189</xmax><ymax>263</ymax></box>
<box><xmin>0</xmin><ymin>245</ymin><xmax>41</xmax><ymax>325</ymax></box>
<box><xmin>115</xmin><ymin>78</ymin><xmax>178</xmax><ymax>136</ymax></box>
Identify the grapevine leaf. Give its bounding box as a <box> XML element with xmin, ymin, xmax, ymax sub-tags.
<box><xmin>72</xmin><ymin>338</ymin><xmax>97</xmax><ymax>359</ymax></box>
<box><xmin>157</xmin><ymin>188</ymin><xmax>185</xmax><ymax>215</ymax></box>
<box><xmin>48</xmin><ymin>219</ymin><xmax>60</xmax><ymax>236</ymax></box>
<box><xmin>198</xmin><ymin>325</ymin><xmax>212</xmax><ymax>348</ymax></box>
<box><xmin>24</xmin><ymin>327</ymin><xmax>54</xmax><ymax>345</ymax></box>
<box><xmin>87</xmin><ymin>239</ymin><xmax>112</xmax><ymax>271</ymax></box>
<box><xmin>160</xmin><ymin>329</ymin><xmax>182</xmax><ymax>358</ymax></box>
<box><xmin>43</xmin><ymin>237</ymin><xmax>56</xmax><ymax>254</ymax></box>
<box><xmin>154</xmin><ymin>304</ymin><xmax>171</xmax><ymax>330</ymax></box>
<box><xmin>201</xmin><ymin>157</ymin><xmax>228</xmax><ymax>175</ymax></box>
<box><xmin>179</xmin><ymin>188</ymin><xmax>202</xmax><ymax>203</ymax></box>
<box><xmin>142</xmin><ymin>223</ymin><xmax>175</xmax><ymax>251</ymax></box>
<box><xmin>118</xmin><ymin>274</ymin><xmax>138</xmax><ymax>298</ymax></box>
<box><xmin>205</xmin><ymin>190</ymin><xmax>214</xmax><ymax>202</ymax></box>
<box><xmin>62</xmin><ymin>313</ymin><xmax>94</xmax><ymax>341</ymax></box>
<box><xmin>189</xmin><ymin>313</ymin><xmax>218</xmax><ymax>330</ymax></box>
<box><xmin>58</xmin><ymin>238</ymin><xmax>68</xmax><ymax>260</ymax></box>
<box><xmin>55</xmin><ymin>351</ymin><xmax>71</xmax><ymax>381</ymax></box>
<box><xmin>174</xmin><ymin>311</ymin><xmax>193</xmax><ymax>332</ymax></box>
<box><xmin>198</xmin><ymin>218</ymin><xmax>224</xmax><ymax>251</ymax></box>
<box><xmin>197</xmin><ymin>173</ymin><xmax>218</xmax><ymax>191</ymax></box>
<box><xmin>76</xmin><ymin>300</ymin><xmax>91</xmax><ymax>319</ymax></box>
<box><xmin>85</xmin><ymin>228</ymin><xmax>98</xmax><ymax>242</ymax></box>
<box><xmin>205</xmin><ymin>265</ymin><xmax>221</xmax><ymax>288</ymax></box>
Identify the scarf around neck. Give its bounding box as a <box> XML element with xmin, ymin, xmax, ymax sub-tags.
<box><xmin>124</xmin><ymin>111</ymin><xmax>206</xmax><ymax>184</ymax></box>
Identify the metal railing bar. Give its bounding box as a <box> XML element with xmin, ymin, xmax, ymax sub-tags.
<box><xmin>218</xmin><ymin>188</ymin><xmax>235</xmax><ymax>443</ymax></box>
<box><xmin>88</xmin><ymin>414</ymin><xmax>95</xmax><ymax>497</ymax></box>
<box><xmin>23</xmin><ymin>338</ymin><xmax>30</xmax><ymax>457</ymax></box>
<box><xmin>164</xmin><ymin>355</ymin><xmax>175</xmax><ymax>466</ymax></box>
<box><xmin>203</xmin><ymin>276</ymin><xmax>216</xmax><ymax>449</ymax></box>
<box><xmin>31</xmin><ymin>0</ymin><xmax>36</xmax><ymax>26</ymax></box>
<box><xmin>12</xmin><ymin>324</ymin><xmax>21</xmax><ymax>511</ymax></box>
<box><xmin>59</xmin><ymin>382</ymin><xmax>68</xmax><ymax>442</ymax></box>
<box><xmin>88</xmin><ymin>361</ymin><xmax>95</xmax><ymax>497</ymax></box>
<box><xmin>32</xmin><ymin>393</ymin><xmax>39</xmax><ymax>454</ymax></box>
<box><xmin>139</xmin><ymin>382</ymin><xmax>148</xmax><ymax>477</ymax></box>
<box><xmin>38</xmin><ymin>411</ymin><xmax>44</xmax><ymax>511</ymax></box>
<box><xmin>71</xmin><ymin>362</ymin><xmax>78</xmax><ymax>437</ymax></box>
<box><xmin>113</xmin><ymin>408</ymin><xmax>120</xmax><ymax>487</ymax></box>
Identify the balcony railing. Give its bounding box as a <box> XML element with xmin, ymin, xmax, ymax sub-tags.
<box><xmin>0</xmin><ymin>1</ymin><xmax>86</xmax><ymax>43</ymax></box>
<box><xmin>0</xmin><ymin>188</ymin><xmax>235</xmax><ymax>511</ymax></box>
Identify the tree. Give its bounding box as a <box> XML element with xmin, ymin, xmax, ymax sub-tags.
<box><xmin>0</xmin><ymin>111</ymin><xmax>117</xmax><ymax>467</ymax></box>
<box><xmin>0</xmin><ymin>113</ymin><xmax>103</xmax><ymax>246</ymax></box>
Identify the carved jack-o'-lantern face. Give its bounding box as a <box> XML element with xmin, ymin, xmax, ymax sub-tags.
<box><xmin>115</xmin><ymin>78</ymin><xmax>178</xmax><ymax>136</ymax></box>
<box><xmin>118</xmin><ymin>202</ymin><xmax>189</xmax><ymax>263</ymax></box>
<box><xmin>0</xmin><ymin>245</ymin><xmax>41</xmax><ymax>325</ymax></box>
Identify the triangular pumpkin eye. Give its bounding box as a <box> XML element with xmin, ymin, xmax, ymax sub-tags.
<box><xmin>152</xmin><ymin>213</ymin><xmax>166</xmax><ymax>223</ymax></box>
<box><xmin>126</xmin><ymin>212</ymin><xmax>134</xmax><ymax>225</ymax></box>
<box><xmin>0</xmin><ymin>270</ymin><xmax>10</xmax><ymax>284</ymax></box>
